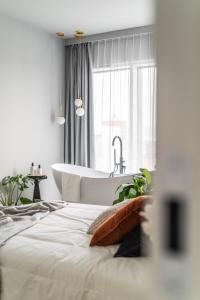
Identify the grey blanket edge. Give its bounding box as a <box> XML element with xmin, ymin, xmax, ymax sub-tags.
<box><xmin>0</xmin><ymin>200</ymin><xmax>67</xmax><ymax>247</ymax></box>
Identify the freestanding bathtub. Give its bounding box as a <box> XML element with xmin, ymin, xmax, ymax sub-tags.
<box><xmin>52</xmin><ymin>164</ymin><xmax>133</xmax><ymax>206</ymax></box>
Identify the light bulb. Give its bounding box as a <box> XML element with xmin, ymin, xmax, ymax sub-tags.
<box><xmin>75</xmin><ymin>98</ymin><xmax>83</xmax><ymax>107</ymax></box>
<box><xmin>76</xmin><ymin>107</ymin><xmax>85</xmax><ymax>117</ymax></box>
<box><xmin>56</xmin><ymin>116</ymin><xmax>65</xmax><ymax>125</ymax></box>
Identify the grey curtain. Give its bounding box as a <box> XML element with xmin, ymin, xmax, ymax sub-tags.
<box><xmin>64</xmin><ymin>43</ymin><xmax>95</xmax><ymax>167</ymax></box>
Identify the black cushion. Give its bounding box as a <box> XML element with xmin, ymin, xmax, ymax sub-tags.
<box><xmin>114</xmin><ymin>224</ymin><xmax>151</xmax><ymax>258</ymax></box>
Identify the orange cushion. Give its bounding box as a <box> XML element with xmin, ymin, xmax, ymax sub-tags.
<box><xmin>90</xmin><ymin>195</ymin><xmax>153</xmax><ymax>247</ymax></box>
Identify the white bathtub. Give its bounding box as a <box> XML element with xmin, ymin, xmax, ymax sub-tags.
<box><xmin>52</xmin><ymin>164</ymin><xmax>133</xmax><ymax>206</ymax></box>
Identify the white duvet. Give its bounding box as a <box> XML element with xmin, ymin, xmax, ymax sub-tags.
<box><xmin>0</xmin><ymin>203</ymin><xmax>151</xmax><ymax>300</ymax></box>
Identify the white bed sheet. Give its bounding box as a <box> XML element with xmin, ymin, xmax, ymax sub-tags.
<box><xmin>0</xmin><ymin>203</ymin><xmax>151</xmax><ymax>300</ymax></box>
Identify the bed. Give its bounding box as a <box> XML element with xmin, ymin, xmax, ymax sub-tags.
<box><xmin>0</xmin><ymin>203</ymin><xmax>151</xmax><ymax>300</ymax></box>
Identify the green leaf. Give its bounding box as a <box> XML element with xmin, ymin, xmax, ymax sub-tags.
<box><xmin>129</xmin><ymin>188</ymin><xmax>136</xmax><ymax>196</ymax></box>
<box><xmin>1</xmin><ymin>176</ymin><xmax>10</xmax><ymax>186</ymax></box>
<box><xmin>115</xmin><ymin>185</ymin><xmax>122</xmax><ymax>194</ymax></box>
<box><xmin>127</xmin><ymin>193</ymin><xmax>135</xmax><ymax>199</ymax></box>
<box><xmin>140</xmin><ymin>168</ymin><xmax>151</xmax><ymax>186</ymax></box>
<box><xmin>118</xmin><ymin>190</ymin><xmax>125</xmax><ymax>201</ymax></box>
<box><xmin>113</xmin><ymin>199</ymin><xmax>122</xmax><ymax>205</ymax></box>
<box><xmin>137</xmin><ymin>178</ymin><xmax>145</xmax><ymax>187</ymax></box>
<box><xmin>20</xmin><ymin>197</ymin><xmax>32</xmax><ymax>205</ymax></box>
<box><xmin>113</xmin><ymin>168</ymin><xmax>152</xmax><ymax>206</ymax></box>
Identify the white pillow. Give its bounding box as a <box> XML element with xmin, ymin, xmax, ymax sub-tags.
<box><xmin>87</xmin><ymin>199</ymin><xmax>133</xmax><ymax>235</ymax></box>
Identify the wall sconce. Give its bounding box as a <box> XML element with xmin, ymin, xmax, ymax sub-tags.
<box><xmin>56</xmin><ymin>116</ymin><xmax>65</xmax><ymax>125</ymax></box>
<box><xmin>57</xmin><ymin>97</ymin><xmax>65</xmax><ymax>125</ymax></box>
<box><xmin>76</xmin><ymin>107</ymin><xmax>85</xmax><ymax>117</ymax></box>
<box><xmin>74</xmin><ymin>46</ymin><xmax>85</xmax><ymax>117</ymax></box>
<box><xmin>75</xmin><ymin>97</ymin><xmax>85</xmax><ymax>117</ymax></box>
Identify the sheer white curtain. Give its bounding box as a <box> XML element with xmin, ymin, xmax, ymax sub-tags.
<box><xmin>91</xmin><ymin>31</ymin><xmax>156</xmax><ymax>173</ymax></box>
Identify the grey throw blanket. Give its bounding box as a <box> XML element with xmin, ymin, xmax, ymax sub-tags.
<box><xmin>0</xmin><ymin>201</ymin><xmax>66</xmax><ymax>247</ymax></box>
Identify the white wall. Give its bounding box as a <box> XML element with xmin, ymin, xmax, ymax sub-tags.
<box><xmin>0</xmin><ymin>15</ymin><xmax>65</xmax><ymax>200</ymax></box>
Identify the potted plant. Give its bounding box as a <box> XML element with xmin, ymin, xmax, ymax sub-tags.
<box><xmin>113</xmin><ymin>168</ymin><xmax>153</xmax><ymax>205</ymax></box>
<box><xmin>0</xmin><ymin>175</ymin><xmax>32</xmax><ymax>206</ymax></box>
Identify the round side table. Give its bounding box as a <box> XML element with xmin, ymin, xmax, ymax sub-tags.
<box><xmin>28</xmin><ymin>175</ymin><xmax>47</xmax><ymax>202</ymax></box>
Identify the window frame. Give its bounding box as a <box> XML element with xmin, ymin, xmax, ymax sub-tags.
<box><xmin>92</xmin><ymin>62</ymin><xmax>156</xmax><ymax>172</ymax></box>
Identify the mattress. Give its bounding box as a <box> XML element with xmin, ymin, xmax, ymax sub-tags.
<box><xmin>0</xmin><ymin>203</ymin><xmax>152</xmax><ymax>300</ymax></box>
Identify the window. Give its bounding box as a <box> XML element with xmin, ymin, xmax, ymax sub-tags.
<box><xmin>93</xmin><ymin>63</ymin><xmax>156</xmax><ymax>173</ymax></box>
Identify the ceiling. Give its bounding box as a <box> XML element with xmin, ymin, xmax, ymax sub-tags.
<box><xmin>0</xmin><ymin>0</ymin><xmax>155</xmax><ymax>38</ymax></box>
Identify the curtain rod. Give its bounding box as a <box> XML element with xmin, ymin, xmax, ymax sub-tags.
<box><xmin>65</xmin><ymin>25</ymin><xmax>154</xmax><ymax>46</ymax></box>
